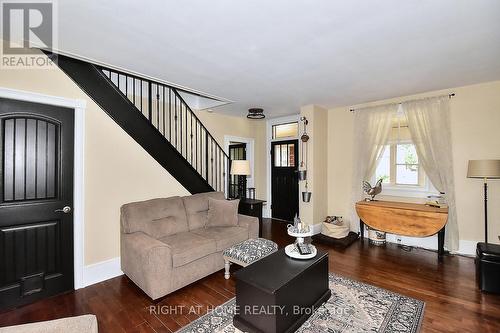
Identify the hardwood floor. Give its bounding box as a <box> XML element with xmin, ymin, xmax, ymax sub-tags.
<box><xmin>0</xmin><ymin>219</ymin><xmax>499</xmax><ymax>332</ymax></box>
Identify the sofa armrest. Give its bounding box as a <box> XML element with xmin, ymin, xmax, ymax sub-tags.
<box><xmin>121</xmin><ymin>232</ymin><xmax>172</xmax><ymax>299</ymax></box>
<box><xmin>238</xmin><ymin>214</ymin><xmax>259</xmax><ymax>239</ymax></box>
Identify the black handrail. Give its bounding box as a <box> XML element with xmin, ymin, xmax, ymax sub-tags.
<box><xmin>97</xmin><ymin>66</ymin><xmax>229</xmax><ymax>193</ymax></box>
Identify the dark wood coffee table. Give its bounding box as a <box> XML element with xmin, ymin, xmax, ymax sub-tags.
<box><xmin>233</xmin><ymin>248</ymin><xmax>330</xmax><ymax>333</ymax></box>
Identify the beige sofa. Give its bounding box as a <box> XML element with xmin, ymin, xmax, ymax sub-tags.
<box><xmin>120</xmin><ymin>191</ymin><xmax>259</xmax><ymax>299</ymax></box>
<box><xmin>0</xmin><ymin>315</ymin><xmax>98</xmax><ymax>333</ymax></box>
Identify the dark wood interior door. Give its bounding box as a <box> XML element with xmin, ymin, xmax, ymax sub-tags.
<box><xmin>228</xmin><ymin>143</ymin><xmax>246</xmax><ymax>199</ymax></box>
<box><xmin>271</xmin><ymin>140</ymin><xmax>298</xmax><ymax>221</ymax></box>
<box><xmin>0</xmin><ymin>98</ymin><xmax>74</xmax><ymax>311</ymax></box>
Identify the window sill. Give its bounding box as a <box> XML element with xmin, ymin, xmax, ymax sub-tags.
<box><xmin>380</xmin><ymin>185</ymin><xmax>439</xmax><ymax>199</ymax></box>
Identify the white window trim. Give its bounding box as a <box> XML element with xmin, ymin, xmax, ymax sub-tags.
<box><xmin>0</xmin><ymin>87</ymin><xmax>86</xmax><ymax>289</ymax></box>
<box><xmin>380</xmin><ymin>179</ymin><xmax>439</xmax><ymax>198</ymax></box>
<box><xmin>266</xmin><ymin>114</ymin><xmax>300</xmax><ymax>218</ymax></box>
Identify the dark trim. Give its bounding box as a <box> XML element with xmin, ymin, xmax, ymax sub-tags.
<box><xmin>45</xmin><ymin>51</ymin><xmax>213</xmax><ymax>194</ymax></box>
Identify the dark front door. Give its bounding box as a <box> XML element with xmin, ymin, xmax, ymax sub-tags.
<box><xmin>228</xmin><ymin>143</ymin><xmax>246</xmax><ymax>199</ymax></box>
<box><xmin>271</xmin><ymin>140</ymin><xmax>298</xmax><ymax>221</ymax></box>
<box><xmin>0</xmin><ymin>98</ymin><xmax>74</xmax><ymax>311</ymax></box>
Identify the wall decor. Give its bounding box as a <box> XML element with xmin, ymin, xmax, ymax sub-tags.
<box><xmin>299</xmin><ymin>116</ymin><xmax>312</xmax><ymax>202</ymax></box>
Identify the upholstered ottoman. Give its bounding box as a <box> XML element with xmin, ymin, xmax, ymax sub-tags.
<box><xmin>222</xmin><ymin>238</ymin><xmax>278</xmax><ymax>279</ymax></box>
<box><xmin>476</xmin><ymin>242</ymin><xmax>500</xmax><ymax>294</ymax></box>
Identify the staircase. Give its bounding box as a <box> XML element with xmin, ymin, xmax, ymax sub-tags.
<box><xmin>46</xmin><ymin>52</ymin><xmax>229</xmax><ymax>194</ymax></box>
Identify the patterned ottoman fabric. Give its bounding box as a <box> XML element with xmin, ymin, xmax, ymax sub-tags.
<box><xmin>222</xmin><ymin>238</ymin><xmax>278</xmax><ymax>279</ymax></box>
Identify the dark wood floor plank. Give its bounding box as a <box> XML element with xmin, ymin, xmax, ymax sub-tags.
<box><xmin>0</xmin><ymin>219</ymin><xmax>498</xmax><ymax>332</ymax></box>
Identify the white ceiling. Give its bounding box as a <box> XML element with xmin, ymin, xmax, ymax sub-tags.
<box><xmin>57</xmin><ymin>0</ymin><xmax>500</xmax><ymax>117</ymax></box>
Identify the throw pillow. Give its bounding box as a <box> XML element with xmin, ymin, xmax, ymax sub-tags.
<box><xmin>207</xmin><ymin>198</ymin><xmax>239</xmax><ymax>227</ymax></box>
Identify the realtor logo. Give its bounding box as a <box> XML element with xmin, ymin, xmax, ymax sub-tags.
<box><xmin>1</xmin><ymin>1</ymin><xmax>57</xmax><ymax>68</ymax></box>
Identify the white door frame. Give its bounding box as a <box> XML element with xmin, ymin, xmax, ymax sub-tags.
<box><xmin>0</xmin><ymin>87</ymin><xmax>86</xmax><ymax>289</ymax></box>
<box><xmin>223</xmin><ymin>135</ymin><xmax>255</xmax><ymax>195</ymax></box>
<box><xmin>266</xmin><ymin>114</ymin><xmax>300</xmax><ymax>218</ymax></box>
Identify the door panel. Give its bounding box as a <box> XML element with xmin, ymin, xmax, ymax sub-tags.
<box><xmin>271</xmin><ymin>140</ymin><xmax>299</xmax><ymax>221</ymax></box>
<box><xmin>0</xmin><ymin>98</ymin><xmax>74</xmax><ymax>311</ymax></box>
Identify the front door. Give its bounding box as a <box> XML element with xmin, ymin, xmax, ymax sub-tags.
<box><xmin>271</xmin><ymin>140</ymin><xmax>298</xmax><ymax>221</ymax></box>
<box><xmin>0</xmin><ymin>98</ymin><xmax>74</xmax><ymax>311</ymax></box>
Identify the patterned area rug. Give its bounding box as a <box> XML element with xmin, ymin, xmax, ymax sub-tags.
<box><xmin>176</xmin><ymin>274</ymin><xmax>424</xmax><ymax>333</ymax></box>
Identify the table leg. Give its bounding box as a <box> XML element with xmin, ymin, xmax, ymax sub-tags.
<box><xmin>359</xmin><ymin>219</ymin><xmax>365</xmax><ymax>240</ymax></box>
<box><xmin>438</xmin><ymin>227</ymin><xmax>445</xmax><ymax>260</ymax></box>
<box><xmin>224</xmin><ymin>260</ymin><xmax>231</xmax><ymax>279</ymax></box>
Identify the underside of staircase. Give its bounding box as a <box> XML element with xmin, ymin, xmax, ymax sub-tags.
<box><xmin>44</xmin><ymin>51</ymin><xmax>228</xmax><ymax>194</ymax></box>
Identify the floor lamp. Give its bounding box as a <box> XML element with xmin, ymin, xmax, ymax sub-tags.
<box><xmin>467</xmin><ymin>159</ymin><xmax>500</xmax><ymax>243</ymax></box>
<box><xmin>231</xmin><ymin>160</ymin><xmax>251</xmax><ymax>199</ymax></box>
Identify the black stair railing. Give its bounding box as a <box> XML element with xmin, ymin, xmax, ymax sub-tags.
<box><xmin>99</xmin><ymin>67</ymin><xmax>229</xmax><ymax>193</ymax></box>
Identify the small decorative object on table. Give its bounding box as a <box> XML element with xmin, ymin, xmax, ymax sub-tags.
<box><xmin>362</xmin><ymin>179</ymin><xmax>383</xmax><ymax>201</ymax></box>
<box><xmin>426</xmin><ymin>192</ymin><xmax>448</xmax><ymax>208</ymax></box>
<box><xmin>286</xmin><ymin>223</ymin><xmax>317</xmax><ymax>259</ymax></box>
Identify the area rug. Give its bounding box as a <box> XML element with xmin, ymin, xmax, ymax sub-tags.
<box><xmin>176</xmin><ymin>274</ymin><xmax>425</xmax><ymax>333</ymax></box>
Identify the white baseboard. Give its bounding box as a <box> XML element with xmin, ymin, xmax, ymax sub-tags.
<box><xmin>82</xmin><ymin>257</ymin><xmax>123</xmax><ymax>288</ymax></box>
<box><xmin>311</xmin><ymin>223</ymin><xmax>322</xmax><ymax>235</ymax></box>
<box><xmin>455</xmin><ymin>240</ymin><xmax>478</xmax><ymax>257</ymax></box>
<box><xmin>379</xmin><ymin>234</ymin><xmax>477</xmax><ymax>256</ymax></box>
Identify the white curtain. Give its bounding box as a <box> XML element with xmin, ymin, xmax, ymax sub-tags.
<box><xmin>350</xmin><ymin>104</ymin><xmax>398</xmax><ymax>230</ymax></box>
<box><xmin>403</xmin><ymin>96</ymin><xmax>459</xmax><ymax>251</ymax></box>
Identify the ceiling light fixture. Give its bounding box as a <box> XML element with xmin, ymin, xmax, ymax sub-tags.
<box><xmin>247</xmin><ymin>108</ymin><xmax>265</xmax><ymax>119</ymax></box>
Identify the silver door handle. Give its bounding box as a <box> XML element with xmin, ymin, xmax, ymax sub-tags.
<box><xmin>55</xmin><ymin>206</ymin><xmax>72</xmax><ymax>214</ymax></box>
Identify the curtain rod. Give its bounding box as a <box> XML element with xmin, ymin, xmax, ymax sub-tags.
<box><xmin>349</xmin><ymin>93</ymin><xmax>455</xmax><ymax>112</ymax></box>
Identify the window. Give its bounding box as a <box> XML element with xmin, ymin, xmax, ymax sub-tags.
<box><xmin>272</xmin><ymin>122</ymin><xmax>298</xmax><ymax>139</ymax></box>
<box><xmin>373</xmin><ymin>114</ymin><xmax>436</xmax><ymax>197</ymax></box>
<box><xmin>396</xmin><ymin>143</ymin><xmax>420</xmax><ymax>185</ymax></box>
<box><xmin>375</xmin><ymin>143</ymin><xmax>423</xmax><ymax>187</ymax></box>
<box><xmin>273</xmin><ymin>143</ymin><xmax>296</xmax><ymax>167</ymax></box>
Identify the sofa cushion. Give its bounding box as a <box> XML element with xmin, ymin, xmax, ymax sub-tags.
<box><xmin>0</xmin><ymin>315</ymin><xmax>98</xmax><ymax>333</ymax></box>
<box><xmin>191</xmin><ymin>226</ymin><xmax>249</xmax><ymax>251</ymax></box>
<box><xmin>121</xmin><ymin>197</ymin><xmax>188</xmax><ymax>237</ymax></box>
<box><xmin>207</xmin><ymin>198</ymin><xmax>239</xmax><ymax>227</ymax></box>
<box><xmin>182</xmin><ymin>191</ymin><xmax>225</xmax><ymax>230</ymax></box>
<box><xmin>143</xmin><ymin>216</ymin><xmax>187</xmax><ymax>239</ymax></box>
<box><xmin>159</xmin><ymin>232</ymin><xmax>217</xmax><ymax>267</ymax></box>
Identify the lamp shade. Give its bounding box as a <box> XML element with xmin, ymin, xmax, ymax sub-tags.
<box><xmin>230</xmin><ymin>160</ymin><xmax>251</xmax><ymax>175</ymax></box>
<box><xmin>467</xmin><ymin>160</ymin><xmax>500</xmax><ymax>179</ymax></box>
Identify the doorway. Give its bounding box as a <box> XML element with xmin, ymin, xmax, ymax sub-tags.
<box><xmin>271</xmin><ymin>139</ymin><xmax>299</xmax><ymax>221</ymax></box>
<box><xmin>0</xmin><ymin>98</ymin><xmax>75</xmax><ymax>310</ymax></box>
<box><xmin>228</xmin><ymin>142</ymin><xmax>246</xmax><ymax>198</ymax></box>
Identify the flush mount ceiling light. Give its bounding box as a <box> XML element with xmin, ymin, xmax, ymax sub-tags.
<box><xmin>247</xmin><ymin>108</ymin><xmax>265</xmax><ymax>119</ymax></box>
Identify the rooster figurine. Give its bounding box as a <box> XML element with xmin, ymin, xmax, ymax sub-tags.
<box><xmin>363</xmin><ymin>179</ymin><xmax>383</xmax><ymax>201</ymax></box>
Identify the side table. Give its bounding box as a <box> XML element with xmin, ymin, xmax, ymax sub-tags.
<box><xmin>238</xmin><ymin>198</ymin><xmax>266</xmax><ymax>237</ymax></box>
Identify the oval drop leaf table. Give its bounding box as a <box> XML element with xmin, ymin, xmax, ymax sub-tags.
<box><xmin>355</xmin><ymin>200</ymin><xmax>448</xmax><ymax>259</ymax></box>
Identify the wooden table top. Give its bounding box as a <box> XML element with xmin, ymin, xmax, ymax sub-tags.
<box><xmin>356</xmin><ymin>200</ymin><xmax>448</xmax><ymax>214</ymax></box>
<box><xmin>355</xmin><ymin>200</ymin><xmax>448</xmax><ymax>237</ymax></box>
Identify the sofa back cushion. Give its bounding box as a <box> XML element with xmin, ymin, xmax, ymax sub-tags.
<box><xmin>182</xmin><ymin>191</ymin><xmax>225</xmax><ymax>230</ymax></box>
<box><xmin>120</xmin><ymin>196</ymin><xmax>188</xmax><ymax>238</ymax></box>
